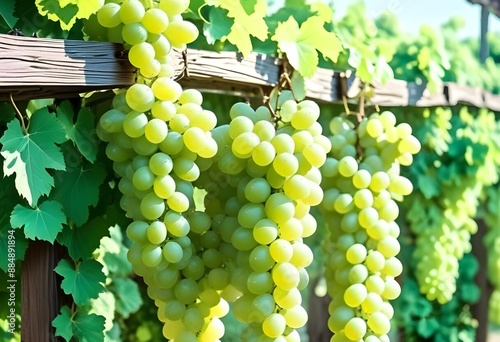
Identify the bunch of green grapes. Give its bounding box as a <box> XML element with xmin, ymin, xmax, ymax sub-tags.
<box><xmin>319</xmin><ymin>111</ymin><xmax>420</xmax><ymax>342</ymax></box>
<box><xmin>88</xmin><ymin>0</ymin><xmax>198</xmax><ymax>79</ymax></box>
<box><xmin>483</xmin><ymin>187</ymin><xmax>500</xmax><ymax>324</ymax></box>
<box><xmin>191</xmin><ymin>98</ymin><xmax>329</xmax><ymax>341</ymax></box>
<box><xmin>93</xmin><ymin>1</ymin><xmax>230</xmax><ymax>340</ymax></box>
<box><xmin>489</xmin><ymin>290</ymin><xmax>500</xmax><ymax>325</ymax></box>
<box><xmin>406</xmin><ymin>193</ymin><xmax>477</xmax><ymax>304</ymax></box>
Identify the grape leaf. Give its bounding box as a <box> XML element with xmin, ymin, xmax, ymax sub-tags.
<box><xmin>88</xmin><ymin>291</ymin><xmax>116</xmax><ymax>331</ymax></box>
<box><xmin>0</xmin><ymin>0</ymin><xmax>17</xmax><ymax>29</ymax></box>
<box><xmin>57</xmin><ymin>102</ymin><xmax>98</xmax><ymax>163</ymax></box>
<box><xmin>272</xmin><ymin>16</ymin><xmax>343</xmax><ymax>78</ymax></box>
<box><xmin>10</xmin><ymin>201</ymin><xmax>66</xmax><ymax>243</ymax></box>
<box><xmin>204</xmin><ymin>0</ymin><xmax>268</xmax><ymax>56</ymax></box>
<box><xmin>54</xmin><ymin>259</ymin><xmax>106</xmax><ymax>306</ymax></box>
<box><xmin>241</xmin><ymin>0</ymin><xmax>258</xmax><ymax>15</ymax></box>
<box><xmin>310</xmin><ymin>2</ymin><xmax>333</xmax><ymax>23</ymax></box>
<box><xmin>0</xmin><ymin>108</ymin><xmax>67</xmax><ymax>206</ymax></box>
<box><xmin>417</xmin><ymin>318</ymin><xmax>440</xmax><ymax>338</ymax></box>
<box><xmin>417</xmin><ymin>174</ymin><xmax>440</xmax><ymax>199</ymax></box>
<box><xmin>73</xmin><ymin>311</ymin><xmax>105</xmax><ymax>342</ymax></box>
<box><xmin>35</xmin><ymin>0</ymin><xmax>104</xmax><ymax>31</ymax></box>
<box><xmin>52</xmin><ymin>305</ymin><xmax>106</xmax><ymax>342</ymax></box>
<box><xmin>57</xmin><ymin>216</ymin><xmax>111</xmax><ymax>261</ymax></box>
<box><xmin>111</xmin><ymin>278</ymin><xmax>142</xmax><ymax>318</ymax></box>
<box><xmin>52</xmin><ymin>163</ymin><xmax>106</xmax><ymax>227</ymax></box>
<box><xmin>203</xmin><ymin>7</ymin><xmax>232</xmax><ymax>45</ymax></box>
<box><xmin>459</xmin><ymin>283</ymin><xmax>480</xmax><ymax>303</ymax></box>
<box><xmin>52</xmin><ymin>306</ymin><xmax>74</xmax><ymax>341</ymax></box>
<box><xmin>291</xmin><ymin>72</ymin><xmax>306</xmax><ymax>101</ymax></box>
<box><xmin>98</xmin><ymin>225</ymin><xmax>133</xmax><ymax>276</ymax></box>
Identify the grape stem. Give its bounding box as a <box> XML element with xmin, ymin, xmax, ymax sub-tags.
<box><xmin>179</xmin><ymin>50</ymin><xmax>190</xmax><ymax>79</ymax></box>
<box><xmin>9</xmin><ymin>93</ymin><xmax>26</xmax><ymax>133</ymax></box>
<box><xmin>357</xmin><ymin>91</ymin><xmax>365</xmax><ymax>123</ymax></box>
<box><xmin>342</xmin><ymin>95</ymin><xmax>351</xmax><ymax>115</ymax></box>
<box><xmin>278</xmin><ymin>57</ymin><xmax>298</xmax><ymax>101</ymax></box>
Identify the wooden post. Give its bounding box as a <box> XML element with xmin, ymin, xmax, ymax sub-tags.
<box><xmin>480</xmin><ymin>5</ymin><xmax>490</xmax><ymax>63</ymax></box>
<box><xmin>471</xmin><ymin>219</ymin><xmax>492</xmax><ymax>342</ymax></box>
<box><xmin>21</xmin><ymin>241</ymin><xmax>71</xmax><ymax>342</ymax></box>
<box><xmin>307</xmin><ymin>278</ymin><xmax>332</xmax><ymax>342</ymax></box>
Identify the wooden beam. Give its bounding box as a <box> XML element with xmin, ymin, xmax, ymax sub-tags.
<box><xmin>0</xmin><ymin>34</ymin><xmax>135</xmax><ymax>101</ymax></box>
<box><xmin>21</xmin><ymin>241</ymin><xmax>71</xmax><ymax>342</ymax></box>
<box><xmin>471</xmin><ymin>219</ymin><xmax>492</xmax><ymax>342</ymax></box>
<box><xmin>1</xmin><ymin>34</ymin><xmax>500</xmax><ymax>112</ymax></box>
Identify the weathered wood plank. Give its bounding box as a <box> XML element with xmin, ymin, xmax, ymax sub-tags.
<box><xmin>445</xmin><ymin>83</ymin><xmax>485</xmax><ymax>108</ymax></box>
<box><xmin>1</xmin><ymin>34</ymin><xmax>500</xmax><ymax>112</ymax></box>
<box><xmin>0</xmin><ymin>34</ymin><xmax>135</xmax><ymax>101</ymax></box>
<box><xmin>21</xmin><ymin>241</ymin><xmax>71</xmax><ymax>342</ymax></box>
<box><xmin>169</xmin><ymin>48</ymin><xmax>281</xmax><ymax>98</ymax></box>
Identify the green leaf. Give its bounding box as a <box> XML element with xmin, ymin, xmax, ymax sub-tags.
<box><xmin>309</xmin><ymin>2</ymin><xmax>332</xmax><ymax>22</ymax></box>
<box><xmin>0</xmin><ymin>108</ymin><xmax>67</xmax><ymax>206</ymax></box>
<box><xmin>459</xmin><ymin>254</ymin><xmax>479</xmax><ymax>280</ymax></box>
<box><xmin>54</xmin><ymin>259</ymin><xmax>106</xmax><ymax>306</ymax></box>
<box><xmin>417</xmin><ymin>174</ymin><xmax>440</xmax><ymax>199</ymax></box>
<box><xmin>52</xmin><ymin>306</ymin><xmax>74</xmax><ymax>341</ymax></box>
<box><xmin>111</xmin><ymin>278</ymin><xmax>142</xmax><ymax>318</ymax></box>
<box><xmin>0</xmin><ymin>0</ymin><xmax>17</xmax><ymax>29</ymax></box>
<box><xmin>291</xmin><ymin>72</ymin><xmax>306</xmax><ymax>101</ymax></box>
<box><xmin>36</xmin><ymin>0</ymin><xmax>78</xmax><ymax>27</ymax></box>
<box><xmin>205</xmin><ymin>0</ymin><xmax>268</xmax><ymax>56</ymax></box>
<box><xmin>459</xmin><ymin>283</ymin><xmax>480</xmax><ymax>303</ymax></box>
<box><xmin>26</xmin><ymin>99</ymin><xmax>54</xmax><ymax>118</ymax></box>
<box><xmin>356</xmin><ymin>57</ymin><xmax>376</xmax><ymax>83</ymax></box>
<box><xmin>10</xmin><ymin>201</ymin><xmax>66</xmax><ymax>243</ymax></box>
<box><xmin>98</xmin><ymin>225</ymin><xmax>133</xmax><ymax>276</ymax></box>
<box><xmin>73</xmin><ymin>310</ymin><xmax>106</xmax><ymax>342</ymax></box>
<box><xmin>240</xmin><ymin>0</ymin><xmax>257</xmax><ymax>15</ymax></box>
<box><xmin>52</xmin><ymin>163</ymin><xmax>106</xmax><ymax>227</ymax></box>
<box><xmin>57</xmin><ymin>102</ymin><xmax>98</xmax><ymax>163</ymax></box>
<box><xmin>88</xmin><ymin>291</ymin><xmax>115</xmax><ymax>331</ymax></box>
<box><xmin>272</xmin><ymin>16</ymin><xmax>342</xmax><ymax>78</ymax></box>
<box><xmin>57</xmin><ymin>216</ymin><xmax>111</xmax><ymax>261</ymax></box>
<box><xmin>416</xmin><ymin>317</ymin><xmax>440</xmax><ymax>338</ymax></box>
<box><xmin>35</xmin><ymin>0</ymin><xmax>104</xmax><ymax>31</ymax></box>
<box><xmin>52</xmin><ymin>306</ymin><xmax>106</xmax><ymax>342</ymax></box>
<box><xmin>203</xmin><ymin>7</ymin><xmax>232</xmax><ymax>45</ymax></box>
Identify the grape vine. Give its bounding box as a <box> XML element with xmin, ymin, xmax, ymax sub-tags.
<box><xmin>0</xmin><ymin>0</ymin><xmax>499</xmax><ymax>341</ymax></box>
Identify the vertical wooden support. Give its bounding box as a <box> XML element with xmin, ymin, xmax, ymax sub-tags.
<box><xmin>471</xmin><ymin>219</ymin><xmax>492</xmax><ymax>342</ymax></box>
<box><xmin>307</xmin><ymin>278</ymin><xmax>333</xmax><ymax>342</ymax></box>
<box><xmin>480</xmin><ymin>5</ymin><xmax>490</xmax><ymax>63</ymax></box>
<box><xmin>21</xmin><ymin>241</ymin><xmax>70</xmax><ymax>342</ymax></box>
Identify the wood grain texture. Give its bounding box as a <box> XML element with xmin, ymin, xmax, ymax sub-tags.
<box><xmin>0</xmin><ymin>34</ymin><xmax>135</xmax><ymax>101</ymax></box>
<box><xmin>1</xmin><ymin>34</ymin><xmax>500</xmax><ymax>111</ymax></box>
<box><xmin>21</xmin><ymin>241</ymin><xmax>71</xmax><ymax>342</ymax></box>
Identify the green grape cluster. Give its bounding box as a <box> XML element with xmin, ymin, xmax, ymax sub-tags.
<box><xmin>403</xmin><ymin>107</ymin><xmax>500</xmax><ymax>305</ymax></box>
<box><xmin>93</xmin><ymin>1</ymin><xmax>230</xmax><ymax>340</ymax></box>
<box><xmin>407</xmin><ymin>199</ymin><xmax>476</xmax><ymax>304</ymax></box>
<box><xmin>483</xmin><ymin>187</ymin><xmax>500</xmax><ymax>325</ymax></box>
<box><xmin>489</xmin><ymin>290</ymin><xmax>500</xmax><ymax>325</ymax></box>
<box><xmin>193</xmin><ymin>98</ymin><xmax>329</xmax><ymax>341</ymax></box>
<box><xmin>89</xmin><ymin>0</ymin><xmax>198</xmax><ymax>79</ymax></box>
<box><xmin>319</xmin><ymin>111</ymin><xmax>420</xmax><ymax>342</ymax></box>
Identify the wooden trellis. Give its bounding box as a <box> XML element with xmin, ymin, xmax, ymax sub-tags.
<box><xmin>2</xmin><ymin>34</ymin><xmax>500</xmax><ymax>110</ymax></box>
<box><xmin>0</xmin><ymin>32</ymin><xmax>498</xmax><ymax>341</ymax></box>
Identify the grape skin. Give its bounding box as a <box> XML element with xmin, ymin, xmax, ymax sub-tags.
<box><xmin>320</xmin><ymin>112</ymin><xmax>420</xmax><ymax>341</ymax></box>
